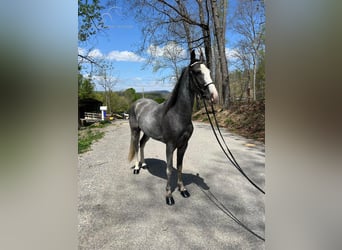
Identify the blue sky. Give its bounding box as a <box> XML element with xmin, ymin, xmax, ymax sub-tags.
<box><xmin>78</xmin><ymin>1</ymin><xmax>239</xmax><ymax>92</ymax></box>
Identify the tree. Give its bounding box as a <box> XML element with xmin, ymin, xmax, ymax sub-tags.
<box><xmin>96</xmin><ymin>62</ymin><xmax>117</xmax><ymax>114</ymax></box>
<box><xmin>114</xmin><ymin>93</ymin><xmax>129</xmax><ymax>113</ymax></box>
<box><xmin>123</xmin><ymin>88</ymin><xmax>139</xmax><ymax>104</ymax></box>
<box><xmin>78</xmin><ymin>66</ymin><xmax>95</xmax><ymax>99</ymax></box>
<box><xmin>230</xmin><ymin>40</ymin><xmax>253</xmax><ymax>101</ymax></box>
<box><xmin>78</xmin><ymin>0</ymin><xmax>108</xmax><ymax>69</ymax></box>
<box><xmin>196</xmin><ymin>0</ymin><xmax>212</xmax><ymax>70</ymax></box>
<box><xmin>78</xmin><ymin>0</ymin><xmax>106</xmax><ymax>42</ymax></box>
<box><xmin>125</xmin><ymin>0</ymin><xmax>214</xmax><ymax>81</ymax></box>
<box><xmin>121</xmin><ymin>0</ymin><xmax>233</xmax><ymax>108</ymax></box>
<box><xmin>148</xmin><ymin>41</ymin><xmax>186</xmax><ymax>82</ymax></box>
<box><xmin>256</xmin><ymin>48</ymin><xmax>265</xmax><ymax>99</ymax></box>
<box><xmin>210</xmin><ymin>0</ymin><xmax>230</xmax><ymax>108</ymax></box>
<box><xmin>79</xmin><ymin>77</ymin><xmax>96</xmax><ymax>100</ymax></box>
<box><xmin>232</xmin><ymin>0</ymin><xmax>265</xmax><ymax>101</ymax></box>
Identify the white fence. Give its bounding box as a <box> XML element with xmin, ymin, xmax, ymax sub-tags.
<box><xmin>84</xmin><ymin>112</ymin><xmax>101</xmax><ymax>121</ymax></box>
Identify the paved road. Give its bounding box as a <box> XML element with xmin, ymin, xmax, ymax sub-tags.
<box><xmin>78</xmin><ymin>120</ymin><xmax>265</xmax><ymax>249</ymax></box>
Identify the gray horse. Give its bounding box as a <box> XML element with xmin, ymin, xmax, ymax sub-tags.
<box><xmin>128</xmin><ymin>50</ymin><xmax>218</xmax><ymax>205</ymax></box>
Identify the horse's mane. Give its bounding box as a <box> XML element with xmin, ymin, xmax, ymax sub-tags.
<box><xmin>163</xmin><ymin>67</ymin><xmax>189</xmax><ymax>114</ymax></box>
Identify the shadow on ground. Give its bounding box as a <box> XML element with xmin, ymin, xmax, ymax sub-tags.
<box><xmin>136</xmin><ymin>158</ymin><xmax>210</xmax><ymax>193</ymax></box>
<box><xmin>141</xmin><ymin>158</ymin><xmax>265</xmax><ymax>241</ymax></box>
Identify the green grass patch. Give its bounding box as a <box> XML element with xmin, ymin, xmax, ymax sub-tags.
<box><xmin>88</xmin><ymin>120</ymin><xmax>111</xmax><ymax>128</ymax></box>
<box><xmin>225</xmin><ymin>117</ymin><xmax>233</xmax><ymax>125</ymax></box>
<box><xmin>78</xmin><ymin>129</ymin><xmax>105</xmax><ymax>154</ymax></box>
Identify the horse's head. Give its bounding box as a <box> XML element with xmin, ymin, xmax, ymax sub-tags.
<box><xmin>189</xmin><ymin>50</ymin><xmax>219</xmax><ymax>104</ymax></box>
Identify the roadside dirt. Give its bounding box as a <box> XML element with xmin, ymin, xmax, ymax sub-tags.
<box><xmin>193</xmin><ymin>101</ymin><xmax>265</xmax><ymax>143</ymax></box>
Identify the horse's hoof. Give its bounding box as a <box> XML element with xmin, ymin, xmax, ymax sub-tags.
<box><xmin>180</xmin><ymin>190</ymin><xmax>190</xmax><ymax>198</ymax></box>
<box><xmin>133</xmin><ymin>169</ymin><xmax>140</xmax><ymax>174</ymax></box>
<box><xmin>166</xmin><ymin>197</ymin><xmax>175</xmax><ymax>205</ymax></box>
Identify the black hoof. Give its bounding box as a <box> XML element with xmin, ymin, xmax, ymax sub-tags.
<box><xmin>166</xmin><ymin>197</ymin><xmax>175</xmax><ymax>205</ymax></box>
<box><xmin>133</xmin><ymin>169</ymin><xmax>140</xmax><ymax>174</ymax></box>
<box><xmin>180</xmin><ymin>190</ymin><xmax>190</xmax><ymax>198</ymax></box>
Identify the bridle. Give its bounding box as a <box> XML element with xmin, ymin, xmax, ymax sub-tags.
<box><xmin>189</xmin><ymin>61</ymin><xmax>214</xmax><ymax>99</ymax></box>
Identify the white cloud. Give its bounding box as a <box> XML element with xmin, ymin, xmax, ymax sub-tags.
<box><xmin>78</xmin><ymin>47</ymin><xmax>145</xmax><ymax>62</ymax></box>
<box><xmin>88</xmin><ymin>48</ymin><xmax>104</xmax><ymax>59</ymax></box>
<box><xmin>78</xmin><ymin>47</ymin><xmax>86</xmax><ymax>56</ymax></box>
<box><xmin>147</xmin><ymin>45</ymin><xmax>163</xmax><ymax>57</ymax></box>
<box><xmin>93</xmin><ymin>75</ymin><xmax>118</xmax><ymax>83</ymax></box>
<box><xmin>107</xmin><ymin>50</ymin><xmax>145</xmax><ymax>62</ymax></box>
<box><xmin>226</xmin><ymin>48</ymin><xmax>240</xmax><ymax>59</ymax></box>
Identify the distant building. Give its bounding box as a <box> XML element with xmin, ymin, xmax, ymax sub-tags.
<box><xmin>78</xmin><ymin>98</ymin><xmax>103</xmax><ymax>127</ymax></box>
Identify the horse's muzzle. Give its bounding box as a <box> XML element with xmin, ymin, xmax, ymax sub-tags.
<box><xmin>208</xmin><ymin>83</ymin><xmax>219</xmax><ymax>104</ymax></box>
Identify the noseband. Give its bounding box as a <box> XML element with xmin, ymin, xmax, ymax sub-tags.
<box><xmin>189</xmin><ymin>61</ymin><xmax>213</xmax><ymax>98</ymax></box>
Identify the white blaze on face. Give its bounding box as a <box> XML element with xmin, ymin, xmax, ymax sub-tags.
<box><xmin>200</xmin><ymin>64</ymin><xmax>213</xmax><ymax>85</ymax></box>
<box><xmin>200</xmin><ymin>64</ymin><xmax>219</xmax><ymax>103</ymax></box>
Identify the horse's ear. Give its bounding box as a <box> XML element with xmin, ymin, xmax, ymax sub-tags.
<box><xmin>199</xmin><ymin>49</ymin><xmax>204</xmax><ymax>62</ymax></box>
<box><xmin>190</xmin><ymin>50</ymin><xmax>196</xmax><ymax>63</ymax></box>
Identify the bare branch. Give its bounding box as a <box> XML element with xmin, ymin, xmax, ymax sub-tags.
<box><xmin>78</xmin><ymin>54</ymin><xmax>102</xmax><ymax>67</ymax></box>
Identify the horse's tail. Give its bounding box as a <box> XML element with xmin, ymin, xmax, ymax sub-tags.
<box><xmin>128</xmin><ymin>134</ymin><xmax>136</xmax><ymax>162</ymax></box>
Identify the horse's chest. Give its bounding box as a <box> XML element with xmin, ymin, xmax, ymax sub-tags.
<box><xmin>177</xmin><ymin>127</ymin><xmax>193</xmax><ymax>145</ymax></box>
<box><xmin>164</xmin><ymin>122</ymin><xmax>193</xmax><ymax>147</ymax></box>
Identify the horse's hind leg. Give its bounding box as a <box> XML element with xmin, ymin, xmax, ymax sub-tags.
<box><xmin>131</xmin><ymin>128</ymin><xmax>141</xmax><ymax>174</ymax></box>
<box><xmin>139</xmin><ymin>133</ymin><xmax>150</xmax><ymax>169</ymax></box>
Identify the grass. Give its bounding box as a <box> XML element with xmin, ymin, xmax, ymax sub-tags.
<box><xmin>78</xmin><ymin>128</ymin><xmax>105</xmax><ymax>154</ymax></box>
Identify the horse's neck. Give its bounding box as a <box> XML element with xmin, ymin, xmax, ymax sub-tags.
<box><xmin>176</xmin><ymin>76</ymin><xmax>194</xmax><ymax>113</ymax></box>
<box><xmin>165</xmin><ymin>68</ymin><xmax>194</xmax><ymax>117</ymax></box>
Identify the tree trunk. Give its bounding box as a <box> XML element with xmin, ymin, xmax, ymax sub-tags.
<box><xmin>246</xmin><ymin>68</ymin><xmax>251</xmax><ymax>102</ymax></box>
<box><xmin>197</xmin><ymin>0</ymin><xmax>212</xmax><ymax>70</ymax></box>
<box><xmin>253</xmin><ymin>61</ymin><xmax>257</xmax><ymax>101</ymax></box>
<box><xmin>213</xmin><ymin>42</ymin><xmax>222</xmax><ymax>104</ymax></box>
<box><xmin>210</xmin><ymin>0</ymin><xmax>230</xmax><ymax>108</ymax></box>
<box><xmin>175</xmin><ymin>0</ymin><xmax>193</xmax><ymax>52</ymax></box>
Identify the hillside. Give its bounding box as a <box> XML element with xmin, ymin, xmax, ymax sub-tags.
<box><xmin>139</xmin><ymin>90</ymin><xmax>170</xmax><ymax>101</ymax></box>
<box><xmin>192</xmin><ymin>101</ymin><xmax>265</xmax><ymax>143</ymax></box>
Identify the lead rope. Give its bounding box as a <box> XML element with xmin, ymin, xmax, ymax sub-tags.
<box><xmin>202</xmin><ymin>99</ymin><xmax>265</xmax><ymax>194</ymax></box>
<box><xmin>198</xmin><ymin>186</ymin><xmax>265</xmax><ymax>241</ymax></box>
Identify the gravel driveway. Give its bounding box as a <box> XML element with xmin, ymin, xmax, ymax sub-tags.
<box><xmin>78</xmin><ymin>120</ymin><xmax>265</xmax><ymax>249</ymax></box>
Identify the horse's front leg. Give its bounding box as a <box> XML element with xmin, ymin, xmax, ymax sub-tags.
<box><xmin>177</xmin><ymin>143</ymin><xmax>190</xmax><ymax>198</ymax></box>
<box><xmin>165</xmin><ymin>143</ymin><xmax>175</xmax><ymax>205</ymax></box>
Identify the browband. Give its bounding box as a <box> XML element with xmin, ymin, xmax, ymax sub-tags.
<box><xmin>189</xmin><ymin>61</ymin><xmax>201</xmax><ymax>67</ymax></box>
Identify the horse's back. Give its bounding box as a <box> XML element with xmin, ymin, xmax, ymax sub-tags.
<box><xmin>129</xmin><ymin>98</ymin><xmax>159</xmax><ymax>118</ymax></box>
<box><xmin>129</xmin><ymin>98</ymin><xmax>164</xmax><ymax>141</ymax></box>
